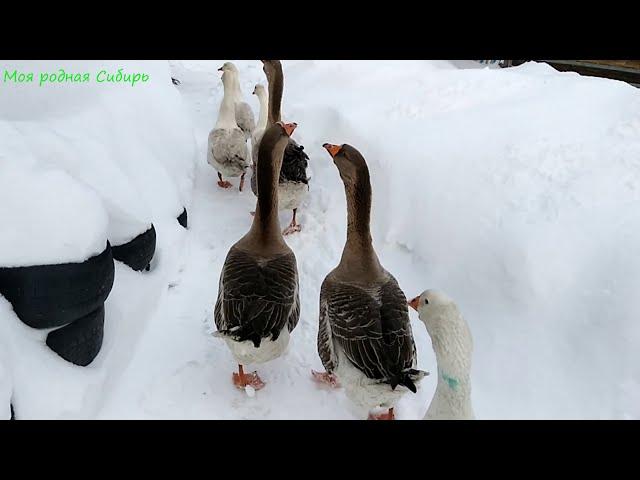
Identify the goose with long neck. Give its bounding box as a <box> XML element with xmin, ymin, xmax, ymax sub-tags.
<box><xmin>409</xmin><ymin>290</ymin><xmax>475</xmax><ymax>420</ymax></box>
<box><xmin>213</xmin><ymin>121</ymin><xmax>301</xmax><ymax>392</ymax></box>
<box><xmin>251</xmin><ymin>60</ymin><xmax>309</xmax><ymax>236</ymax></box>
<box><xmin>250</xmin><ymin>84</ymin><xmax>269</xmax><ymax>173</ymax></box>
<box><xmin>207</xmin><ymin>65</ymin><xmax>250</xmax><ymax>191</ymax></box>
<box><xmin>313</xmin><ymin>143</ymin><xmax>427</xmax><ymax>420</ymax></box>
<box><xmin>218</xmin><ymin>62</ymin><xmax>256</xmax><ymax>141</ymax></box>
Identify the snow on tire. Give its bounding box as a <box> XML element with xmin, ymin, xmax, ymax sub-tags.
<box><xmin>0</xmin><ymin>245</ymin><xmax>115</xmax><ymax>329</ymax></box>
<box><xmin>111</xmin><ymin>225</ymin><xmax>156</xmax><ymax>272</ymax></box>
<box><xmin>46</xmin><ymin>305</ymin><xmax>105</xmax><ymax>367</ymax></box>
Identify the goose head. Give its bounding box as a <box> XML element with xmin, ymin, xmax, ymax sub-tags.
<box><xmin>322</xmin><ymin>143</ymin><xmax>369</xmax><ymax>187</ymax></box>
<box><xmin>218</xmin><ymin>62</ymin><xmax>239</xmax><ymax>75</ymax></box>
<box><xmin>261</xmin><ymin>121</ymin><xmax>297</xmax><ymax>147</ymax></box>
<box><xmin>409</xmin><ymin>290</ymin><xmax>473</xmax><ymax>376</ymax></box>
<box><xmin>278</xmin><ymin>121</ymin><xmax>297</xmax><ymax>138</ymax></box>
<box><xmin>253</xmin><ymin>84</ymin><xmax>267</xmax><ymax>97</ymax></box>
<box><xmin>218</xmin><ymin>62</ymin><xmax>240</xmax><ymax>89</ymax></box>
<box><xmin>261</xmin><ymin>60</ymin><xmax>281</xmax><ymax>79</ymax></box>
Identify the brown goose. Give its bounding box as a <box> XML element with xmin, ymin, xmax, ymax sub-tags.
<box><xmin>213</xmin><ymin>121</ymin><xmax>301</xmax><ymax>392</ymax></box>
<box><xmin>313</xmin><ymin>143</ymin><xmax>427</xmax><ymax>419</ymax></box>
<box><xmin>250</xmin><ymin>60</ymin><xmax>309</xmax><ymax>236</ymax></box>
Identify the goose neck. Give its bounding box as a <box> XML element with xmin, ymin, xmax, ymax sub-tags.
<box><xmin>339</xmin><ymin>175</ymin><xmax>382</xmax><ymax>276</ymax></box>
<box><xmin>257</xmin><ymin>90</ymin><xmax>269</xmax><ymax>130</ymax></box>
<box><xmin>248</xmin><ymin>133</ymin><xmax>288</xmax><ymax>244</ymax></box>
<box><xmin>216</xmin><ymin>90</ymin><xmax>237</xmax><ymax>129</ymax></box>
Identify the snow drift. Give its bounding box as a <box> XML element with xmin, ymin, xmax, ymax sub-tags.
<box><xmin>0</xmin><ymin>60</ymin><xmax>197</xmax><ymax>247</ymax></box>
<box><xmin>0</xmin><ymin>164</ymin><xmax>108</xmax><ymax>267</ymax></box>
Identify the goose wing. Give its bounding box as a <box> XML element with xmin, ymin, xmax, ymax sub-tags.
<box><xmin>235</xmin><ymin>102</ymin><xmax>256</xmax><ymax>140</ymax></box>
<box><xmin>280</xmin><ymin>138</ymin><xmax>309</xmax><ymax>185</ymax></box>
<box><xmin>214</xmin><ymin>246</ymin><xmax>299</xmax><ymax>347</ymax></box>
<box><xmin>321</xmin><ymin>275</ymin><xmax>417</xmax><ymax>389</ymax></box>
<box><xmin>210</xmin><ymin>128</ymin><xmax>249</xmax><ymax>169</ymax></box>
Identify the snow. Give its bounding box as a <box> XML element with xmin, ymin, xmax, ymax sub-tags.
<box><xmin>0</xmin><ymin>164</ymin><xmax>108</xmax><ymax>267</ymax></box>
<box><xmin>2</xmin><ymin>60</ymin><xmax>640</xmax><ymax>419</ymax></box>
<box><xmin>0</xmin><ymin>60</ymin><xmax>197</xmax><ymax>248</ymax></box>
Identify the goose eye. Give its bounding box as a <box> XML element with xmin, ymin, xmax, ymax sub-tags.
<box><xmin>424</xmin><ymin>298</ymin><xmax>429</xmax><ymax>305</ymax></box>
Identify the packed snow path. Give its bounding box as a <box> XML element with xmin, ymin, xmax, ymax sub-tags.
<box><xmin>95</xmin><ymin>60</ymin><xmax>640</xmax><ymax>419</ymax></box>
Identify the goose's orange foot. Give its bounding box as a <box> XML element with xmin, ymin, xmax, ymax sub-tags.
<box><xmin>311</xmin><ymin>370</ymin><xmax>340</xmax><ymax>388</ymax></box>
<box><xmin>217</xmin><ymin>180</ymin><xmax>233</xmax><ymax>189</ymax></box>
<box><xmin>232</xmin><ymin>370</ymin><xmax>266</xmax><ymax>391</ymax></box>
<box><xmin>283</xmin><ymin>209</ymin><xmax>302</xmax><ymax>236</ymax></box>
<box><xmin>368</xmin><ymin>408</ymin><xmax>395</xmax><ymax>420</ymax></box>
<box><xmin>282</xmin><ymin>223</ymin><xmax>302</xmax><ymax>236</ymax></box>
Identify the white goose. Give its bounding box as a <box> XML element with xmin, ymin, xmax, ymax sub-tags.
<box><xmin>219</xmin><ymin>62</ymin><xmax>256</xmax><ymax>141</ymax></box>
<box><xmin>208</xmin><ymin>67</ymin><xmax>250</xmax><ymax>191</ymax></box>
<box><xmin>409</xmin><ymin>290</ymin><xmax>475</xmax><ymax>420</ymax></box>
<box><xmin>251</xmin><ymin>84</ymin><xmax>269</xmax><ymax>167</ymax></box>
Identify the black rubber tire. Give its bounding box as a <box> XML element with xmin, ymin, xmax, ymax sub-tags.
<box><xmin>46</xmin><ymin>305</ymin><xmax>105</xmax><ymax>367</ymax></box>
<box><xmin>0</xmin><ymin>245</ymin><xmax>115</xmax><ymax>329</ymax></box>
<box><xmin>111</xmin><ymin>225</ymin><xmax>156</xmax><ymax>272</ymax></box>
<box><xmin>177</xmin><ymin>208</ymin><xmax>188</xmax><ymax>229</ymax></box>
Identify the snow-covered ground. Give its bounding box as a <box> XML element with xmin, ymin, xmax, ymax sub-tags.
<box><xmin>2</xmin><ymin>60</ymin><xmax>640</xmax><ymax>419</ymax></box>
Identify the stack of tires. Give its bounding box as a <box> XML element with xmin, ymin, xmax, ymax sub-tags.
<box><xmin>0</xmin><ymin>348</ymin><xmax>10</xmax><ymax>420</ymax></box>
<box><xmin>0</xmin><ymin>244</ymin><xmax>115</xmax><ymax>367</ymax></box>
<box><xmin>112</xmin><ymin>226</ymin><xmax>157</xmax><ymax>272</ymax></box>
<box><xmin>0</xmin><ymin>225</ymin><xmax>161</xmax><ymax>421</ymax></box>
<box><xmin>0</xmin><ymin>167</ymin><xmax>116</xmax><ymax>419</ymax></box>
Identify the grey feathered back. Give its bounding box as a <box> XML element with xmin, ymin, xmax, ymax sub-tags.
<box><xmin>214</xmin><ymin>245</ymin><xmax>300</xmax><ymax>348</ymax></box>
<box><xmin>208</xmin><ymin>128</ymin><xmax>250</xmax><ymax>176</ymax></box>
<box><xmin>318</xmin><ymin>272</ymin><xmax>421</xmax><ymax>391</ymax></box>
<box><xmin>235</xmin><ymin>102</ymin><xmax>256</xmax><ymax>140</ymax></box>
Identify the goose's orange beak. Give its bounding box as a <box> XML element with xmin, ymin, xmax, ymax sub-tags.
<box><xmin>283</xmin><ymin>122</ymin><xmax>297</xmax><ymax>137</ymax></box>
<box><xmin>323</xmin><ymin>143</ymin><xmax>342</xmax><ymax>158</ymax></box>
<box><xmin>408</xmin><ymin>296</ymin><xmax>420</xmax><ymax>312</ymax></box>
